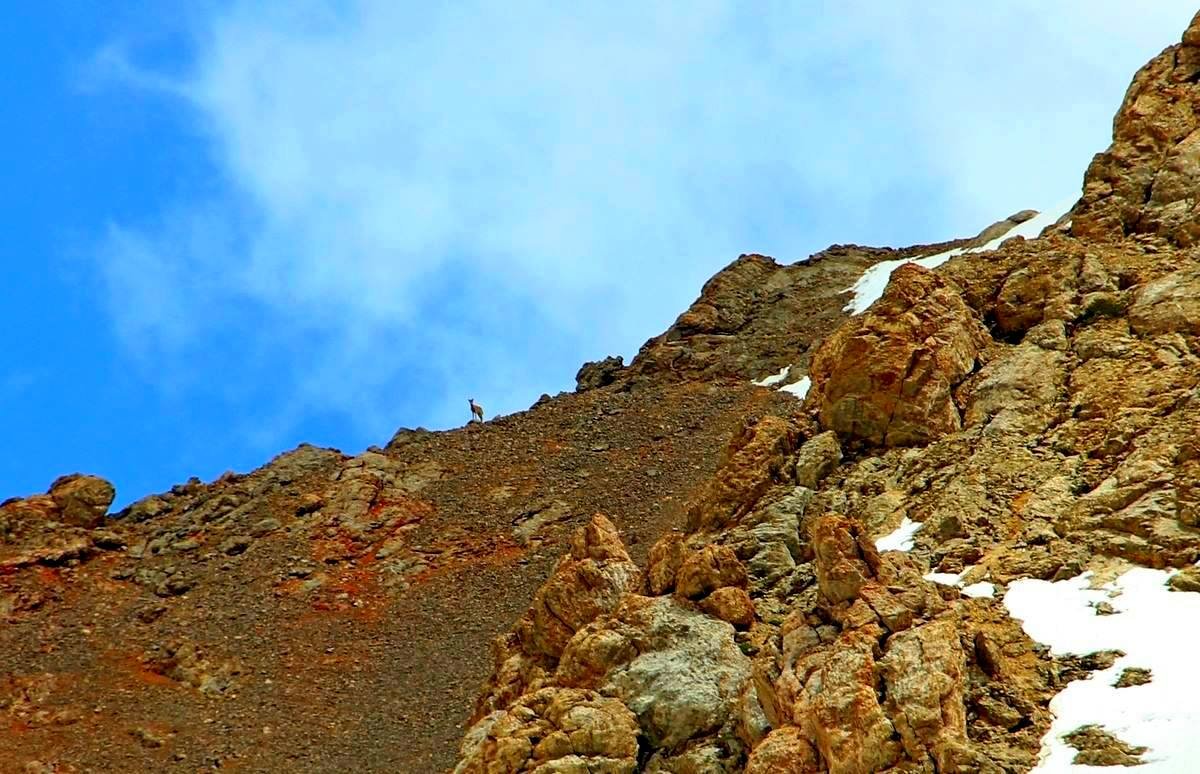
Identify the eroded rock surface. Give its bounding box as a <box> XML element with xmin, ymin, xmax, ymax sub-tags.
<box><xmin>807</xmin><ymin>264</ymin><xmax>991</xmax><ymax>447</ymax></box>
<box><xmin>1074</xmin><ymin>11</ymin><xmax>1200</xmax><ymax>246</ymax></box>
<box><xmin>18</xmin><ymin>13</ymin><xmax>1200</xmax><ymax>774</ymax></box>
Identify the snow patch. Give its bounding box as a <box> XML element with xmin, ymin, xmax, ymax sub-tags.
<box><xmin>779</xmin><ymin>375</ymin><xmax>811</xmax><ymax>399</ymax></box>
<box><xmin>925</xmin><ymin>570</ymin><xmax>968</xmax><ymax>586</ymax></box>
<box><xmin>1004</xmin><ymin>568</ymin><xmax>1200</xmax><ymax>772</ymax></box>
<box><xmin>843</xmin><ymin>250</ymin><xmax>964</xmax><ymax>315</ymax></box>
<box><xmin>923</xmin><ymin>567</ymin><xmax>995</xmax><ymax>598</ymax></box>
<box><xmin>752</xmin><ymin>365</ymin><xmax>791</xmax><ymax>387</ymax></box>
<box><xmin>843</xmin><ymin>197</ymin><xmax>1076</xmax><ymax>315</ymax></box>
<box><xmin>961</xmin><ymin>581</ymin><xmax>996</xmax><ymax>599</ymax></box>
<box><xmin>875</xmin><ymin>517</ymin><xmax>921</xmax><ymax>553</ymax></box>
<box><xmin>749</xmin><ymin>368</ymin><xmax>810</xmax><ymax>400</ymax></box>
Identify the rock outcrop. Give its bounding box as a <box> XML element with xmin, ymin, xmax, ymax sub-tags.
<box><xmin>807</xmin><ymin>263</ymin><xmax>990</xmax><ymax>446</ymax></box>
<box><xmin>575</xmin><ymin>355</ymin><xmax>626</xmax><ymax>391</ymax></box>
<box><xmin>15</xmin><ymin>13</ymin><xmax>1200</xmax><ymax>774</ymax></box>
<box><xmin>455</xmin><ymin>17</ymin><xmax>1200</xmax><ymax>773</ymax></box>
<box><xmin>1074</xmin><ymin>11</ymin><xmax>1200</xmax><ymax>245</ymax></box>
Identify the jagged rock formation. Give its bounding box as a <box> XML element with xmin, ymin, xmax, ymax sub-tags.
<box><xmin>808</xmin><ymin>264</ymin><xmax>991</xmax><ymax>447</ymax></box>
<box><xmin>453</xmin><ymin>12</ymin><xmax>1200</xmax><ymax>774</ymax></box>
<box><xmin>9</xmin><ymin>12</ymin><xmax>1200</xmax><ymax>774</ymax></box>
<box><xmin>1074</xmin><ymin>15</ymin><xmax>1200</xmax><ymax>246</ymax></box>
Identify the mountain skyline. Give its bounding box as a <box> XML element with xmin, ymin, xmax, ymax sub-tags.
<box><xmin>5</xmin><ymin>2</ymin><xmax>1196</xmax><ymax>507</ymax></box>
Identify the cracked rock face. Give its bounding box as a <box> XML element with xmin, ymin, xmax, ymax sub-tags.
<box><xmin>22</xmin><ymin>12</ymin><xmax>1200</xmax><ymax>774</ymax></box>
<box><xmin>808</xmin><ymin>263</ymin><xmax>991</xmax><ymax>447</ymax></box>
<box><xmin>1074</xmin><ymin>11</ymin><xmax>1200</xmax><ymax>246</ymax></box>
<box><xmin>458</xmin><ymin>16</ymin><xmax>1200</xmax><ymax>760</ymax></box>
<box><xmin>455</xmin><ymin>688</ymin><xmax>640</xmax><ymax>774</ymax></box>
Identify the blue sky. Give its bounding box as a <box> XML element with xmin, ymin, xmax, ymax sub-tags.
<box><xmin>4</xmin><ymin>2</ymin><xmax>1196</xmax><ymax>507</ymax></box>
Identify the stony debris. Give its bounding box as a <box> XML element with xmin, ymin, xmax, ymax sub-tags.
<box><xmin>16</xmin><ymin>13</ymin><xmax>1200</xmax><ymax>773</ymax></box>
<box><xmin>1063</xmin><ymin>725</ymin><xmax>1148</xmax><ymax>767</ymax></box>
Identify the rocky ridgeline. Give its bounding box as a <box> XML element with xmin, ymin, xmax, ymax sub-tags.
<box><xmin>455</xmin><ymin>13</ymin><xmax>1200</xmax><ymax>774</ymax></box>
<box><xmin>10</xmin><ymin>12</ymin><xmax>1200</xmax><ymax>774</ymax></box>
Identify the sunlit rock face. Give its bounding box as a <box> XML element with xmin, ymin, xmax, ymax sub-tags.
<box><xmin>807</xmin><ymin>263</ymin><xmax>991</xmax><ymax>448</ymax></box>
<box><xmin>19</xmin><ymin>12</ymin><xmax>1200</xmax><ymax>774</ymax></box>
<box><xmin>457</xmin><ymin>14</ymin><xmax>1200</xmax><ymax>773</ymax></box>
<box><xmin>1074</xmin><ymin>11</ymin><xmax>1200</xmax><ymax>246</ymax></box>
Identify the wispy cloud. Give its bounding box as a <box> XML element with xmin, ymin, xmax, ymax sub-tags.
<box><xmin>93</xmin><ymin>0</ymin><xmax>1197</xmax><ymax>442</ymax></box>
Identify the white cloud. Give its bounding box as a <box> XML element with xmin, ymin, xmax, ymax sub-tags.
<box><xmin>96</xmin><ymin>1</ymin><xmax>1198</xmax><ymax>441</ymax></box>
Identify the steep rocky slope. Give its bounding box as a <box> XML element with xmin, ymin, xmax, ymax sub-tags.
<box><xmin>2</xmin><ymin>236</ymin><xmax>942</xmax><ymax>773</ymax></box>
<box><xmin>453</xmin><ymin>13</ymin><xmax>1200</xmax><ymax>774</ymax></box>
<box><xmin>9</xmin><ymin>13</ymin><xmax>1200</xmax><ymax>774</ymax></box>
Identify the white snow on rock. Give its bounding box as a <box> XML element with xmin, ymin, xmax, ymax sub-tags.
<box><xmin>925</xmin><ymin>570</ymin><xmax>968</xmax><ymax>586</ymax></box>
<box><xmin>779</xmin><ymin>375</ymin><xmax>811</xmax><ymax>399</ymax></box>
<box><xmin>923</xmin><ymin>567</ymin><xmax>995</xmax><ymax>598</ymax></box>
<box><xmin>750</xmin><ymin>368</ymin><xmax>810</xmax><ymax>399</ymax></box>
<box><xmin>961</xmin><ymin>581</ymin><xmax>996</xmax><ymax>599</ymax></box>
<box><xmin>752</xmin><ymin>365</ymin><xmax>791</xmax><ymax>387</ymax></box>
<box><xmin>843</xmin><ymin>197</ymin><xmax>1076</xmax><ymax>315</ymax></box>
<box><xmin>875</xmin><ymin>517</ymin><xmax>921</xmax><ymax>552</ymax></box>
<box><xmin>1004</xmin><ymin>568</ymin><xmax>1200</xmax><ymax>772</ymax></box>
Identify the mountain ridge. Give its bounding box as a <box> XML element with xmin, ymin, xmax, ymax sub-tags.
<box><xmin>9</xmin><ymin>11</ymin><xmax>1200</xmax><ymax>774</ymax></box>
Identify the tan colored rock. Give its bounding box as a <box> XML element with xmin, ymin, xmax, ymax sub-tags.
<box><xmin>809</xmin><ymin>515</ymin><xmax>883</xmax><ymax>605</ymax></box>
<box><xmin>516</xmin><ymin>515</ymin><xmax>641</xmax><ymax>659</ymax></box>
<box><xmin>556</xmin><ymin>595</ymin><xmax>751</xmax><ymax>750</ymax></box>
<box><xmin>471</xmin><ymin>632</ymin><xmax>553</xmax><ymax>721</ymax></box>
<box><xmin>675</xmin><ymin>544</ymin><xmax>748</xmax><ymax>600</ymax></box>
<box><xmin>124</xmin><ymin>494</ymin><xmax>170</xmax><ymax>522</ymax></box>
<box><xmin>746</xmin><ymin>726</ymin><xmax>821</xmax><ymax>774</ymax></box>
<box><xmin>959</xmin><ymin>343</ymin><xmax>1067</xmax><ymax>436</ymax></box>
<box><xmin>1073</xmin><ymin>11</ymin><xmax>1200</xmax><ymax>246</ymax></box>
<box><xmin>991</xmin><ymin>257</ymin><xmax>1081</xmax><ymax>336</ymax></box>
<box><xmin>646</xmin><ymin>533</ymin><xmax>686</xmax><ymax>595</ymax></box>
<box><xmin>793</xmin><ymin>430</ymin><xmax>842</xmax><ymax>489</ymax></box>
<box><xmin>0</xmin><ymin>494</ymin><xmax>59</xmax><ymax>528</ymax></box>
<box><xmin>687</xmin><ymin>415</ymin><xmax>798</xmax><ymax>530</ymax></box>
<box><xmin>644</xmin><ymin>743</ymin><xmax>736</xmax><ymax>773</ymax></box>
<box><xmin>455</xmin><ymin>688</ymin><xmax>640</xmax><ymax>774</ymax></box>
<box><xmin>879</xmin><ymin>619</ymin><xmax>969</xmax><ymax>766</ymax></box>
<box><xmin>808</xmin><ymin>263</ymin><xmax>990</xmax><ymax>447</ymax></box>
<box><xmin>699</xmin><ymin>586</ymin><xmax>755</xmax><ymax>628</ymax></box>
<box><xmin>796</xmin><ymin>631</ymin><xmax>901</xmax><ymax>774</ymax></box>
<box><xmin>48</xmin><ymin>474</ymin><xmax>116</xmax><ymax>528</ymax></box>
<box><xmin>1127</xmin><ymin>266</ymin><xmax>1200</xmax><ymax>336</ymax></box>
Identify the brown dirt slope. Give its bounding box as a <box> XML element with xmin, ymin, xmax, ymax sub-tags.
<box><xmin>2</xmin><ymin>239</ymin><xmax>922</xmax><ymax>772</ymax></box>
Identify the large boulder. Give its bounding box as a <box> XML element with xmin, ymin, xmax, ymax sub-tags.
<box><xmin>793</xmin><ymin>431</ymin><xmax>842</xmax><ymax>489</ymax></box>
<box><xmin>556</xmin><ymin>595</ymin><xmax>751</xmax><ymax>750</ymax></box>
<box><xmin>809</xmin><ymin>515</ymin><xmax>884</xmax><ymax>605</ymax></box>
<box><xmin>575</xmin><ymin>355</ymin><xmax>625</xmax><ymax>391</ymax></box>
<box><xmin>674</xmin><ymin>544</ymin><xmax>748</xmax><ymax>600</ymax></box>
<box><xmin>796</xmin><ymin>631</ymin><xmax>902</xmax><ymax>773</ymax></box>
<box><xmin>49</xmin><ymin>474</ymin><xmax>116</xmax><ymax>528</ymax></box>
<box><xmin>1127</xmin><ymin>266</ymin><xmax>1200</xmax><ymax>336</ymax></box>
<box><xmin>959</xmin><ymin>343</ymin><xmax>1068</xmax><ymax>436</ymax></box>
<box><xmin>808</xmin><ymin>264</ymin><xmax>990</xmax><ymax>447</ymax></box>
<box><xmin>879</xmin><ymin>619</ymin><xmax>970</xmax><ymax>768</ymax></box>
